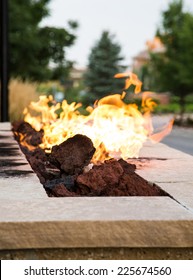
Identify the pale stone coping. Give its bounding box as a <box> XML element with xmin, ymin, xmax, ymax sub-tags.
<box><xmin>0</xmin><ymin>122</ymin><xmax>47</xmax><ymax>201</ymax></box>
<box><xmin>139</xmin><ymin>140</ymin><xmax>193</xmax><ymax>160</ymax></box>
<box><xmin>137</xmin><ymin>155</ymin><xmax>193</xmax><ymax>183</ymax></box>
<box><xmin>1</xmin><ymin>197</ymin><xmax>193</xmax><ymax>222</ymax></box>
<box><xmin>0</xmin><ymin>122</ymin><xmax>11</xmax><ymax>130</ymax></box>
<box><xmin>159</xmin><ymin>182</ymin><xmax>193</xmax><ymax>212</ymax></box>
<box><xmin>1</xmin><ymin>122</ymin><xmax>193</xmax><ymax>250</ymax></box>
<box><xmin>0</xmin><ymin>176</ymin><xmax>46</xmax><ymax>200</ymax></box>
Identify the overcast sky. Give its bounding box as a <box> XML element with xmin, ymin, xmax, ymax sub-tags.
<box><xmin>41</xmin><ymin>0</ymin><xmax>193</xmax><ymax>68</ymax></box>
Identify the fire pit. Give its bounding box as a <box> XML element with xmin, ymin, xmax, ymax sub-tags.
<box><xmin>11</xmin><ymin>120</ymin><xmax>168</xmax><ymax>198</ymax></box>
<box><xmin>1</xmin><ymin>73</ymin><xmax>193</xmax><ymax>259</ymax></box>
<box><xmin>1</xmin><ymin>122</ymin><xmax>193</xmax><ymax>259</ymax></box>
<box><xmin>10</xmin><ymin>73</ymin><xmax>173</xmax><ymax>198</ymax></box>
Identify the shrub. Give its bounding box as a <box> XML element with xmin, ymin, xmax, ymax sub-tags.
<box><xmin>9</xmin><ymin>79</ymin><xmax>39</xmax><ymax>121</ymax></box>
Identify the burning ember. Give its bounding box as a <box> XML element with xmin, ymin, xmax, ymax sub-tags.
<box><xmin>22</xmin><ymin>72</ymin><xmax>173</xmax><ymax>162</ymax></box>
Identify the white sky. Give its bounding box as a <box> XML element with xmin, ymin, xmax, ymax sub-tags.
<box><xmin>41</xmin><ymin>0</ymin><xmax>193</xmax><ymax>68</ymax></box>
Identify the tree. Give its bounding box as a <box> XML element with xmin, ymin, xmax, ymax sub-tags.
<box><xmin>9</xmin><ymin>0</ymin><xmax>78</xmax><ymax>81</ymax></box>
<box><xmin>149</xmin><ymin>0</ymin><xmax>193</xmax><ymax>118</ymax></box>
<box><xmin>84</xmin><ymin>31</ymin><xmax>125</xmax><ymax>104</ymax></box>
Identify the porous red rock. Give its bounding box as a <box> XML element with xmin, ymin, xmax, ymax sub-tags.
<box><xmin>76</xmin><ymin>159</ymin><xmax>123</xmax><ymax>195</ymax></box>
<box><xmin>76</xmin><ymin>159</ymin><xmax>164</xmax><ymax>196</ymax></box>
<box><xmin>12</xmin><ymin>121</ymin><xmax>43</xmax><ymax>146</ymax></box>
<box><xmin>50</xmin><ymin>134</ymin><xmax>96</xmax><ymax>175</ymax></box>
<box><xmin>49</xmin><ymin>183</ymin><xmax>78</xmax><ymax>197</ymax></box>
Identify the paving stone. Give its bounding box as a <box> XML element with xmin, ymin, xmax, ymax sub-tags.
<box><xmin>0</xmin><ymin>122</ymin><xmax>11</xmax><ymax>130</ymax></box>
<box><xmin>0</xmin><ymin>197</ymin><xmax>193</xmax><ymax>222</ymax></box>
<box><xmin>138</xmin><ymin>142</ymin><xmax>193</xmax><ymax>184</ymax></box>
<box><xmin>139</xmin><ymin>140</ymin><xmax>193</xmax><ymax>160</ymax></box>
<box><xmin>0</xmin><ymin>176</ymin><xmax>46</xmax><ymax>200</ymax></box>
<box><xmin>159</xmin><ymin>182</ymin><xmax>193</xmax><ymax>212</ymax></box>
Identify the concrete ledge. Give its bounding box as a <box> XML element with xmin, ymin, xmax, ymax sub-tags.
<box><xmin>1</xmin><ymin>123</ymin><xmax>193</xmax><ymax>256</ymax></box>
<box><xmin>1</xmin><ymin>220</ymin><xmax>193</xmax><ymax>250</ymax></box>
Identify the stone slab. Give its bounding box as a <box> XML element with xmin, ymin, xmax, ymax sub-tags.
<box><xmin>1</xmin><ymin>220</ymin><xmax>193</xmax><ymax>250</ymax></box>
<box><xmin>139</xmin><ymin>140</ymin><xmax>191</xmax><ymax>159</ymax></box>
<box><xmin>0</xmin><ymin>122</ymin><xmax>11</xmax><ymax>131</ymax></box>
<box><xmin>159</xmin><ymin>182</ymin><xmax>193</xmax><ymax>212</ymax></box>
<box><xmin>137</xmin><ymin>158</ymin><xmax>193</xmax><ymax>183</ymax></box>
<box><xmin>137</xmin><ymin>141</ymin><xmax>193</xmax><ymax>184</ymax></box>
<box><xmin>1</xmin><ymin>197</ymin><xmax>193</xmax><ymax>222</ymax></box>
<box><xmin>0</xmin><ymin>176</ymin><xmax>46</xmax><ymax>200</ymax></box>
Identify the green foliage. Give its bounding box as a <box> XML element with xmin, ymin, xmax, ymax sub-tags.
<box><xmin>154</xmin><ymin>94</ymin><xmax>193</xmax><ymax>114</ymax></box>
<box><xmin>84</xmin><ymin>31</ymin><xmax>125</xmax><ymax>104</ymax></box>
<box><xmin>64</xmin><ymin>82</ymin><xmax>85</xmax><ymax>104</ymax></box>
<box><xmin>154</xmin><ymin>103</ymin><xmax>180</xmax><ymax>114</ymax></box>
<box><xmin>149</xmin><ymin>0</ymin><xmax>193</xmax><ymax>116</ymax></box>
<box><xmin>9</xmin><ymin>0</ymin><xmax>78</xmax><ymax>81</ymax></box>
<box><xmin>36</xmin><ymin>81</ymin><xmax>64</xmax><ymax>96</ymax></box>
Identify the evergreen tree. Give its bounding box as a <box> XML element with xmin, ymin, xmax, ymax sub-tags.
<box><xmin>150</xmin><ymin>0</ymin><xmax>193</xmax><ymax>118</ymax></box>
<box><xmin>9</xmin><ymin>0</ymin><xmax>78</xmax><ymax>81</ymax></box>
<box><xmin>84</xmin><ymin>31</ymin><xmax>125</xmax><ymax>104</ymax></box>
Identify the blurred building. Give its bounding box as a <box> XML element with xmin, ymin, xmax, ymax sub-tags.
<box><xmin>132</xmin><ymin>37</ymin><xmax>169</xmax><ymax>104</ymax></box>
<box><xmin>132</xmin><ymin>37</ymin><xmax>165</xmax><ymax>72</ymax></box>
<box><xmin>69</xmin><ymin>67</ymin><xmax>87</xmax><ymax>87</ymax></box>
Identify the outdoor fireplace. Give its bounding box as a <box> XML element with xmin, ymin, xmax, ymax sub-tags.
<box><xmin>10</xmin><ymin>72</ymin><xmax>174</xmax><ymax>198</ymax></box>
<box><xmin>1</xmin><ymin>72</ymin><xmax>193</xmax><ymax>259</ymax></box>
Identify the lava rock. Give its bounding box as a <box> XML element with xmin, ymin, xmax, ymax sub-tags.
<box><xmin>28</xmin><ymin>154</ymin><xmax>61</xmax><ymax>184</ymax></box>
<box><xmin>50</xmin><ymin>134</ymin><xmax>96</xmax><ymax>175</ymax></box>
<box><xmin>76</xmin><ymin>158</ymin><xmax>164</xmax><ymax>196</ymax></box>
<box><xmin>118</xmin><ymin>158</ymin><xmax>136</xmax><ymax>173</ymax></box>
<box><xmin>49</xmin><ymin>183</ymin><xmax>78</xmax><ymax>197</ymax></box>
<box><xmin>12</xmin><ymin>121</ymin><xmax>43</xmax><ymax>146</ymax></box>
<box><xmin>30</xmin><ymin>130</ymin><xmax>43</xmax><ymax>146</ymax></box>
<box><xmin>76</xmin><ymin>159</ymin><xmax>124</xmax><ymax>195</ymax></box>
<box><xmin>12</xmin><ymin>121</ymin><xmax>35</xmax><ymax>135</ymax></box>
<box><xmin>44</xmin><ymin>176</ymin><xmax>76</xmax><ymax>191</ymax></box>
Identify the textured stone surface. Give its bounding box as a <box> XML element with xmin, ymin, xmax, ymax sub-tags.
<box><xmin>1</xmin><ymin>220</ymin><xmax>193</xmax><ymax>250</ymax></box>
<box><xmin>1</xmin><ymin>123</ymin><xmax>193</xmax><ymax>252</ymax></box>
<box><xmin>1</xmin><ymin>216</ymin><xmax>192</xmax><ymax>250</ymax></box>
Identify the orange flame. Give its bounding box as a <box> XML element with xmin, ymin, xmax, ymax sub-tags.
<box><xmin>114</xmin><ymin>71</ymin><xmax>142</xmax><ymax>93</ymax></box>
<box><xmin>23</xmin><ymin>72</ymin><xmax>173</xmax><ymax>162</ymax></box>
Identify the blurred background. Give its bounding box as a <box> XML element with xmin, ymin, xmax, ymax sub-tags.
<box><xmin>1</xmin><ymin>0</ymin><xmax>193</xmax><ymax>153</ymax></box>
